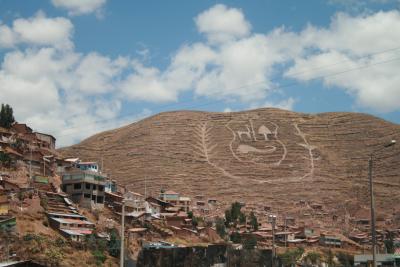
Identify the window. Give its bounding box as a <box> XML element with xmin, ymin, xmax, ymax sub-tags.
<box><xmin>84</xmin><ymin>194</ymin><xmax>91</xmax><ymax>198</ymax></box>
<box><xmin>74</xmin><ymin>183</ymin><xmax>81</xmax><ymax>190</ymax></box>
<box><xmin>85</xmin><ymin>183</ymin><xmax>91</xmax><ymax>190</ymax></box>
<box><xmin>97</xmin><ymin>196</ymin><xmax>104</xmax><ymax>203</ymax></box>
<box><xmin>98</xmin><ymin>185</ymin><xmax>104</xmax><ymax>191</ymax></box>
<box><xmin>92</xmin><ymin>185</ymin><xmax>97</xmax><ymax>190</ymax></box>
<box><xmin>92</xmin><ymin>195</ymin><xmax>96</xmax><ymax>201</ymax></box>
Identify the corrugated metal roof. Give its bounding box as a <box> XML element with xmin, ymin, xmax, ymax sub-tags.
<box><xmin>61</xmin><ymin>228</ymin><xmax>93</xmax><ymax>236</ymax></box>
<box><xmin>50</xmin><ymin>217</ymin><xmax>94</xmax><ymax>225</ymax></box>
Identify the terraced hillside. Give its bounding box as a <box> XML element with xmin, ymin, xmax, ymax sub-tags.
<box><xmin>59</xmin><ymin>108</ymin><xmax>400</xmax><ymax>212</ymax></box>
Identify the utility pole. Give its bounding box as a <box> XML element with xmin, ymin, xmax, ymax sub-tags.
<box><xmin>368</xmin><ymin>140</ymin><xmax>396</xmax><ymax>267</ymax></box>
<box><xmin>284</xmin><ymin>215</ymin><xmax>287</xmax><ymax>248</ymax></box>
<box><xmin>369</xmin><ymin>156</ymin><xmax>377</xmax><ymax>267</ymax></box>
<box><xmin>120</xmin><ymin>200</ymin><xmax>125</xmax><ymax>267</ymax></box>
<box><xmin>144</xmin><ymin>176</ymin><xmax>147</xmax><ymax>199</ymax></box>
<box><xmin>29</xmin><ymin>145</ymin><xmax>32</xmax><ymax>186</ymax></box>
<box><xmin>270</xmin><ymin>214</ymin><xmax>277</xmax><ymax>267</ymax></box>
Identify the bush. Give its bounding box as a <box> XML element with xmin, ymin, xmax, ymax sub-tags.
<box><xmin>45</xmin><ymin>247</ymin><xmax>63</xmax><ymax>266</ymax></box>
<box><xmin>336</xmin><ymin>252</ymin><xmax>353</xmax><ymax>267</ymax></box>
<box><xmin>215</xmin><ymin>217</ymin><xmax>226</xmax><ymax>238</ymax></box>
<box><xmin>230</xmin><ymin>231</ymin><xmax>242</xmax><ymax>243</ymax></box>
<box><xmin>108</xmin><ymin>229</ymin><xmax>120</xmax><ymax>257</ymax></box>
<box><xmin>23</xmin><ymin>233</ymin><xmax>35</xmax><ymax>241</ymax></box>
<box><xmin>92</xmin><ymin>249</ymin><xmax>106</xmax><ymax>266</ymax></box>
<box><xmin>242</xmin><ymin>235</ymin><xmax>257</xmax><ymax>250</ymax></box>
<box><xmin>279</xmin><ymin>247</ymin><xmax>304</xmax><ymax>267</ymax></box>
<box><xmin>249</xmin><ymin>212</ymin><xmax>258</xmax><ymax>231</ymax></box>
<box><xmin>55</xmin><ymin>237</ymin><xmax>65</xmax><ymax>247</ymax></box>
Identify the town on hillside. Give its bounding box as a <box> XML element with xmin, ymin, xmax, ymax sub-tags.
<box><xmin>0</xmin><ymin>104</ymin><xmax>399</xmax><ymax>267</ymax></box>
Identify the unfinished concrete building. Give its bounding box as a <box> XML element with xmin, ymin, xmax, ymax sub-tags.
<box><xmin>61</xmin><ymin>170</ymin><xmax>106</xmax><ymax>209</ymax></box>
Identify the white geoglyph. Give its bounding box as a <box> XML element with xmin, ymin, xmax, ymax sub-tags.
<box><xmin>192</xmin><ymin>119</ymin><xmax>318</xmax><ymax>184</ymax></box>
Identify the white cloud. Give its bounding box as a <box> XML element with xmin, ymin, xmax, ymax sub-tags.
<box><xmin>285</xmin><ymin>10</ymin><xmax>400</xmax><ymax>112</ymax></box>
<box><xmin>51</xmin><ymin>0</ymin><xmax>106</xmax><ymax>16</ymax></box>
<box><xmin>195</xmin><ymin>4</ymin><xmax>251</xmax><ymax>44</ymax></box>
<box><xmin>0</xmin><ymin>47</ymin><xmax>130</xmax><ymax>146</ymax></box>
<box><xmin>73</xmin><ymin>52</ymin><xmax>128</xmax><ymax>94</ymax></box>
<box><xmin>2</xmin><ymin>4</ymin><xmax>400</xmax><ymax>147</ymax></box>
<box><xmin>119</xmin><ymin>6</ymin><xmax>400</xmax><ymax>113</ymax></box>
<box><xmin>263</xmin><ymin>98</ymin><xmax>296</xmax><ymax>111</ymax></box>
<box><xmin>0</xmin><ymin>12</ymin><xmax>73</xmax><ymax>50</ymax></box>
<box><xmin>300</xmin><ymin>11</ymin><xmax>400</xmax><ymax>55</ymax></box>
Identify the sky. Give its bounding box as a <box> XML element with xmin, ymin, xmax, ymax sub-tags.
<box><xmin>1</xmin><ymin>0</ymin><xmax>400</xmax><ymax>147</ymax></box>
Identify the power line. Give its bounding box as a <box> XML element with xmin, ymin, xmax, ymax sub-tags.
<box><xmin>55</xmin><ymin>52</ymin><xmax>400</xmax><ymax>139</ymax></box>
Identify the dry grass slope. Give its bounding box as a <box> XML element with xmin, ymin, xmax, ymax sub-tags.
<box><xmin>59</xmin><ymin>108</ymin><xmax>400</xmax><ymax>213</ymax></box>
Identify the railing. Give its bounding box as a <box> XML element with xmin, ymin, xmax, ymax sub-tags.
<box><xmin>62</xmin><ymin>170</ymin><xmax>107</xmax><ymax>183</ymax></box>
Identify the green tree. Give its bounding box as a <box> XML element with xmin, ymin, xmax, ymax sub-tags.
<box><xmin>304</xmin><ymin>251</ymin><xmax>321</xmax><ymax>266</ymax></box>
<box><xmin>225</xmin><ymin>209</ymin><xmax>232</xmax><ymax>226</ymax></box>
<box><xmin>249</xmin><ymin>212</ymin><xmax>258</xmax><ymax>231</ymax></box>
<box><xmin>279</xmin><ymin>247</ymin><xmax>304</xmax><ymax>267</ymax></box>
<box><xmin>242</xmin><ymin>235</ymin><xmax>257</xmax><ymax>250</ymax></box>
<box><xmin>216</xmin><ymin>217</ymin><xmax>226</xmax><ymax>238</ymax></box>
<box><xmin>239</xmin><ymin>213</ymin><xmax>246</xmax><ymax>224</ymax></box>
<box><xmin>384</xmin><ymin>232</ymin><xmax>395</xmax><ymax>253</ymax></box>
<box><xmin>45</xmin><ymin>247</ymin><xmax>63</xmax><ymax>267</ymax></box>
<box><xmin>192</xmin><ymin>216</ymin><xmax>199</xmax><ymax>227</ymax></box>
<box><xmin>92</xmin><ymin>249</ymin><xmax>106</xmax><ymax>266</ymax></box>
<box><xmin>230</xmin><ymin>202</ymin><xmax>242</xmax><ymax>221</ymax></box>
<box><xmin>336</xmin><ymin>252</ymin><xmax>353</xmax><ymax>267</ymax></box>
<box><xmin>230</xmin><ymin>231</ymin><xmax>242</xmax><ymax>243</ymax></box>
<box><xmin>0</xmin><ymin>152</ymin><xmax>11</xmax><ymax>167</ymax></box>
<box><xmin>0</xmin><ymin>104</ymin><xmax>15</xmax><ymax>129</ymax></box>
<box><xmin>108</xmin><ymin>229</ymin><xmax>120</xmax><ymax>257</ymax></box>
<box><xmin>187</xmin><ymin>211</ymin><xmax>193</xmax><ymax>219</ymax></box>
<box><xmin>326</xmin><ymin>249</ymin><xmax>336</xmax><ymax>267</ymax></box>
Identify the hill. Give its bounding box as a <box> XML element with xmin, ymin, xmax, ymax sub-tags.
<box><xmin>59</xmin><ymin>108</ymin><xmax>400</xmax><ymax>213</ymax></box>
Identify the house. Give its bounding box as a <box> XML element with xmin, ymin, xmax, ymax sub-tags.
<box><xmin>159</xmin><ymin>190</ymin><xmax>191</xmax><ymax>212</ymax></box>
<box><xmin>77</xmin><ymin>162</ymin><xmax>99</xmax><ymax>173</ymax></box>
<box><xmin>354</xmin><ymin>254</ymin><xmax>400</xmax><ymax>267</ymax></box>
<box><xmin>349</xmin><ymin>232</ymin><xmax>369</xmax><ymax>245</ymax></box>
<box><xmin>0</xmin><ymin>146</ymin><xmax>23</xmax><ymax>161</ymax></box>
<box><xmin>124</xmin><ymin>191</ymin><xmax>146</xmax><ymax>212</ymax></box>
<box><xmin>310</xmin><ymin>203</ymin><xmax>323</xmax><ymax>210</ymax></box>
<box><xmin>44</xmin><ymin>193</ymin><xmax>95</xmax><ymax>242</ymax></box>
<box><xmin>319</xmin><ymin>233</ymin><xmax>342</xmax><ymax>248</ymax></box>
<box><xmin>208</xmin><ymin>199</ymin><xmax>217</xmax><ymax>205</ymax></box>
<box><xmin>11</xmin><ymin>123</ymin><xmax>33</xmax><ymax>134</ymax></box>
<box><xmin>284</xmin><ymin>217</ymin><xmax>296</xmax><ymax>226</ymax></box>
<box><xmin>0</xmin><ymin>194</ymin><xmax>9</xmax><ymax>215</ymax></box>
<box><xmin>1</xmin><ymin>180</ymin><xmax>21</xmax><ymax>192</ymax></box>
<box><xmin>61</xmin><ymin>169</ymin><xmax>106</xmax><ymax>209</ymax></box>
<box><xmin>146</xmin><ymin>196</ymin><xmax>172</xmax><ymax>213</ymax></box>
<box><xmin>105</xmin><ymin>179</ymin><xmax>117</xmax><ymax>193</ymax></box>
<box><xmin>50</xmin><ymin>217</ymin><xmax>94</xmax><ymax>242</ymax></box>
<box><xmin>275</xmin><ymin>231</ymin><xmax>295</xmax><ymax>243</ymax></box>
<box><xmin>34</xmin><ymin>132</ymin><xmax>56</xmax><ymax>150</ymax></box>
<box><xmin>165</xmin><ymin>214</ymin><xmax>189</xmax><ymax>228</ymax></box>
<box><xmin>0</xmin><ymin>216</ymin><xmax>16</xmax><ymax>231</ymax></box>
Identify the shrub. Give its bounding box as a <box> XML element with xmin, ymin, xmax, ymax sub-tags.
<box><xmin>92</xmin><ymin>249</ymin><xmax>106</xmax><ymax>266</ymax></box>
<box><xmin>230</xmin><ymin>231</ymin><xmax>242</xmax><ymax>243</ymax></box>
<box><xmin>242</xmin><ymin>235</ymin><xmax>257</xmax><ymax>250</ymax></box>
<box><xmin>215</xmin><ymin>217</ymin><xmax>226</xmax><ymax>238</ymax></box>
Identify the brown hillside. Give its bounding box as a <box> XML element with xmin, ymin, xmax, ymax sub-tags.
<box><xmin>59</xmin><ymin>108</ymin><xmax>400</xmax><ymax>213</ymax></box>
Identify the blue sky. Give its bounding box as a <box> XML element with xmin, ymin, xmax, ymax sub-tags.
<box><xmin>0</xmin><ymin>0</ymin><xmax>400</xmax><ymax>146</ymax></box>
